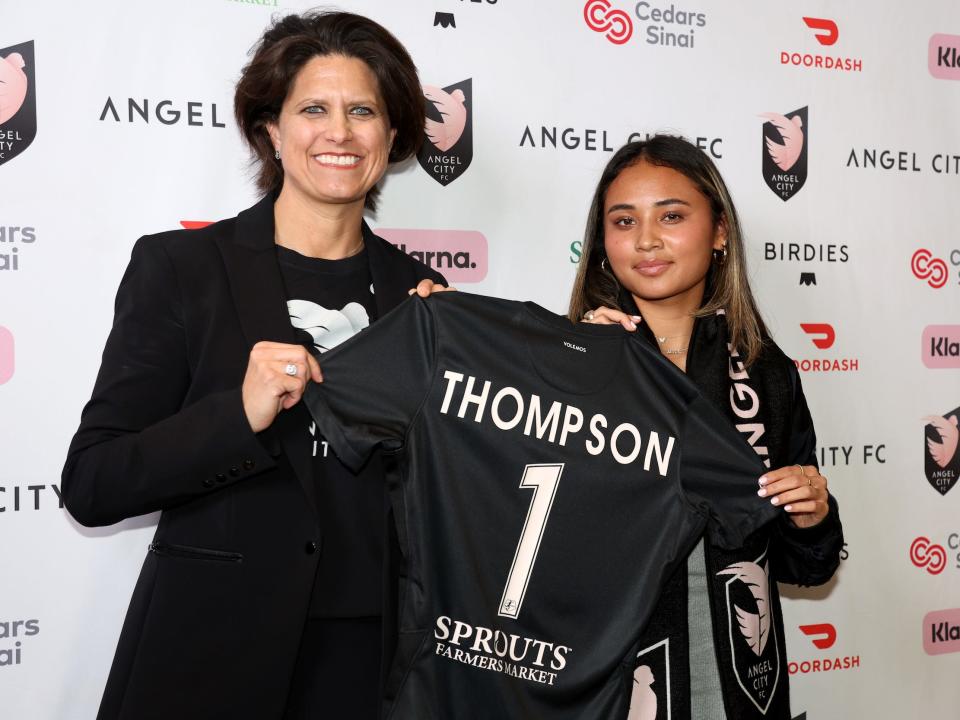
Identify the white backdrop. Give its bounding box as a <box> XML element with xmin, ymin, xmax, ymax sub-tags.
<box><xmin>2</xmin><ymin>1</ymin><xmax>959</xmax><ymax>718</ymax></box>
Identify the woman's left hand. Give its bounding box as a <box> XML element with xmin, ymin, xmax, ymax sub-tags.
<box><xmin>758</xmin><ymin>464</ymin><xmax>830</xmax><ymax>529</ymax></box>
<box><xmin>409</xmin><ymin>279</ymin><xmax>456</xmax><ymax>297</ymax></box>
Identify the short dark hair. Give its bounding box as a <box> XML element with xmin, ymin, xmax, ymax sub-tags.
<box><xmin>234</xmin><ymin>10</ymin><xmax>425</xmax><ymax>209</ymax></box>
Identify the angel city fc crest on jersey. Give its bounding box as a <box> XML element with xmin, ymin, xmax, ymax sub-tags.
<box><xmin>924</xmin><ymin>406</ymin><xmax>960</xmax><ymax>496</ymax></box>
<box><xmin>760</xmin><ymin>106</ymin><xmax>807</xmax><ymax>201</ymax></box>
<box><xmin>417</xmin><ymin>78</ymin><xmax>472</xmax><ymax>186</ymax></box>
<box><xmin>718</xmin><ymin>549</ymin><xmax>780</xmax><ymax>714</ymax></box>
<box><xmin>0</xmin><ymin>40</ymin><xmax>37</xmax><ymax>168</ymax></box>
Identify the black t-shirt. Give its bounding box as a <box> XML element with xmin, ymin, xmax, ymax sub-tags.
<box><xmin>304</xmin><ymin>292</ymin><xmax>779</xmax><ymax>719</ymax></box>
<box><xmin>276</xmin><ymin>245</ymin><xmax>382</xmax><ymax>618</ymax></box>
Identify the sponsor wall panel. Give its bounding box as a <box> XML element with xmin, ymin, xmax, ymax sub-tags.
<box><xmin>1</xmin><ymin>1</ymin><xmax>959</xmax><ymax>718</ymax></box>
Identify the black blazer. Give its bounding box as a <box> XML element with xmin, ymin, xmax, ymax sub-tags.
<box><xmin>62</xmin><ymin>195</ymin><xmax>445</xmax><ymax>720</ymax></box>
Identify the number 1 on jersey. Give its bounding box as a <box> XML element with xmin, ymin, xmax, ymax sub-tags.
<box><xmin>498</xmin><ymin>463</ymin><xmax>564</xmax><ymax>619</ymax></box>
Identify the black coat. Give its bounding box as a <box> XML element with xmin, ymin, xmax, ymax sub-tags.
<box><xmin>62</xmin><ymin>195</ymin><xmax>445</xmax><ymax>720</ymax></box>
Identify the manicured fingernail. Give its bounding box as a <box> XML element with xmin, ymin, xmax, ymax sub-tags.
<box><xmin>757</xmin><ymin>488</ymin><xmax>767</xmax><ymax>497</ymax></box>
<box><xmin>758</xmin><ymin>477</ymin><xmax>768</xmax><ymax>486</ymax></box>
<box><xmin>407</xmin><ymin>288</ymin><xmax>416</xmax><ymax>295</ymax></box>
<box><xmin>770</xmin><ymin>496</ymin><xmax>779</xmax><ymax>505</ymax></box>
<box><xmin>784</xmin><ymin>505</ymin><xmax>793</xmax><ymax>512</ymax></box>
<box><xmin>627</xmin><ymin>321</ymin><xmax>637</xmax><ymax>330</ymax></box>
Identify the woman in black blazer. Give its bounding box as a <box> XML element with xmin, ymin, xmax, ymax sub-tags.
<box><xmin>62</xmin><ymin>11</ymin><xmax>445</xmax><ymax>720</ymax></box>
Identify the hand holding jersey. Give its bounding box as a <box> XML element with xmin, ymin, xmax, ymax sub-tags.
<box><xmin>757</xmin><ymin>463</ymin><xmax>830</xmax><ymax>528</ymax></box>
<box><xmin>303</xmin><ymin>292</ymin><xmax>782</xmax><ymax>719</ymax></box>
<box><xmin>241</xmin><ymin>276</ymin><xmax>450</xmax><ymax>434</ymax></box>
<box><xmin>241</xmin><ymin>341</ymin><xmax>323</xmax><ymax>433</ymax></box>
<box><xmin>584</xmin><ymin>307</ymin><xmax>832</xmax><ymax>529</ymax></box>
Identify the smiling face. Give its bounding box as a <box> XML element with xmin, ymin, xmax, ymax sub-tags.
<box><xmin>267</xmin><ymin>54</ymin><xmax>396</xmax><ymax>210</ymax></box>
<box><xmin>603</xmin><ymin>160</ymin><xmax>726</xmax><ymax>312</ymax></box>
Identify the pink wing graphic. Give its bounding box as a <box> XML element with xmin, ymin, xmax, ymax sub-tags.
<box><xmin>924</xmin><ymin>415</ymin><xmax>959</xmax><ymax>469</ymax></box>
<box><xmin>0</xmin><ymin>52</ymin><xmax>28</xmax><ymax>126</ymax></box>
<box><xmin>423</xmin><ymin>86</ymin><xmax>466</xmax><ymax>152</ymax></box>
<box><xmin>717</xmin><ymin>560</ymin><xmax>771</xmax><ymax>656</ymax></box>
<box><xmin>759</xmin><ymin>112</ymin><xmax>804</xmax><ymax>172</ymax></box>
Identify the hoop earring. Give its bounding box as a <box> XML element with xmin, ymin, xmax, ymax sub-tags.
<box><xmin>713</xmin><ymin>247</ymin><xmax>727</xmax><ymax>264</ymax></box>
<box><xmin>601</xmin><ymin>257</ymin><xmax>608</xmax><ymax>272</ymax></box>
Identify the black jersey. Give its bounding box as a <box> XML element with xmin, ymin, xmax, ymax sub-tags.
<box><xmin>303</xmin><ymin>293</ymin><xmax>779</xmax><ymax>720</ymax></box>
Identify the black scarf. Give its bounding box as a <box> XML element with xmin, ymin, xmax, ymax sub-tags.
<box><xmin>624</xmin><ymin>302</ymin><xmax>795</xmax><ymax>720</ymax></box>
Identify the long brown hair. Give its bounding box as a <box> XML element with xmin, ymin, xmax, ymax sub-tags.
<box><xmin>568</xmin><ymin>135</ymin><xmax>768</xmax><ymax>365</ymax></box>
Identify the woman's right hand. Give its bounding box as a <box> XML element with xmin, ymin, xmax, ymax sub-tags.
<box><xmin>580</xmin><ymin>306</ymin><xmax>641</xmax><ymax>332</ymax></box>
<box><xmin>242</xmin><ymin>341</ymin><xmax>323</xmax><ymax>433</ymax></box>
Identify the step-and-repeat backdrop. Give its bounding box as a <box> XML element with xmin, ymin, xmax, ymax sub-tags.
<box><xmin>2</xmin><ymin>1</ymin><xmax>959</xmax><ymax>718</ymax></box>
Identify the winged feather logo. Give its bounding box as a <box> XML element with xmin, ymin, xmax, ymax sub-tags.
<box><xmin>759</xmin><ymin>112</ymin><xmax>804</xmax><ymax>172</ymax></box>
<box><xmin>0</xmin><ymin>40</ymin><xmax>37</xmax><ymax>167</ymax></box>
<box><xmin>417</xmin><ymin>79</ymin><xmax>473</xmax><ymax>186</ymax></box>
<box><xmin>760</xmin><ymin>106</ymin><xmax>808</xmax><ymax>201</ymax></box>
<box><xmin>717</xmin><ymin>549</ymin><xmax>780</xmax><ymax>713</ymax></box>
<box><xmin>717</xmin><ymin>560</ymin><xmax>771</xmax><ymax>656</ymax></box>
<box><xmin>423</xmin><ymin>86</ymin><xmax>467</xmax><ymax>152</ymax></box>
<box><xmin>924</xmin><ymin>415</ymin><xmax>959</xmax><ymax>469</ymax></box>
<box><xmin>923</xmin><ymin>409</ymin><xmax>960</xmax><ymax>496</ymax></box>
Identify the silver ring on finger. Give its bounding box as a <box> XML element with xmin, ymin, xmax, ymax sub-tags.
<box><xmin>284</xmin><ymin>363</ymin><xmax>298</xmax><ymax>377</ymax></box>
<box><xmin>584</xmin><ymin>310</ymin><xmax>595</xmax><ymax>321</ymax></box>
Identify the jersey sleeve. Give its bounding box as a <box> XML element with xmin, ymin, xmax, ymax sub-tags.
<box><xmin>678</xmin><ymin>395</ymin><xmax>781</xmax><ymax>549</ymax></box>
<box><xmin>302</xmin><ymin>295</ymin><xmax>437</xmax><ymax>471</ymax></box>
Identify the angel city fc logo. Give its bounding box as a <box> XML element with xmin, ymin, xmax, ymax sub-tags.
<box><xmin>924</xmin><ymin>407</ymin><xmax>960</xmax><ymax>496</ymax></box>
<box><xmin>417</xmin><ymin>79</ymin><xmax>472</xmax><ymax>186</ymax></box>
<box><xmin>628</xmin><ymin>639</ymin><xmax>670</xmax><ymax>720</ymax></box>
<box><xmin>717</xmin><ymin>549</ymin><xmax>780</xmax><ymax>714</ymax></box>
<box><xmin>0</xmin><ymin>40</ymin><xmax>37</xmax><ymax>167</ymax></box>
<box><xmin>760</xmin><ymin>106</ymin><xmax>808</xmax><ymax>201</ymax></box>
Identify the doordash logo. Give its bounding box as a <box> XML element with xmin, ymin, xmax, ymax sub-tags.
<box><xmin>803</xmin><ymin>17</ymin><xmax>838</xmax><ymax>46</ymax></box>
<box><xmin>0</xmin><ymin>326</ymin><xmax>13</xmax><ymax>385</ymax></box>
<box><xmin>795</xmin><ymin>323</ymin><xmax>858</xmax><ymax>373</ymax></box>
<box><xmin>779</xmin><ymin>18</ymin><xmax>862</xmax><ymax>73</ymax></box>
<box><xmin>798</xmin><ymin>623</ymin><xmax>836</xmax><ymax>649</ymax></box>
<box><xmin>789</xmin><ymin>623</ymin><xmax>860</xmax><ymax>675</ymax></box>
<box><xmin>800</xmin><ymin>323</ymin><xmax>834</xmax><ymax>349</ymax></box>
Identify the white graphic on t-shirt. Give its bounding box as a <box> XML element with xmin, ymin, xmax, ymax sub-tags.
<box><xmin>627</xmin><ymin>664</ymin><xmax>658</xmax><ymax>720</ymax></box>
<box><xmin>289</xmin><ymin>299</ymin><xmax>370</xmax><ymax>458</ymax></box>
<box><xmin>287</xmin><ymin>299</ymin><xmax>369</xmax><ymax>354</ymax></box>
<box><xmin>716</xmin><ymin>560</ymin><xmax>771</xmax><ymax>656</ymax></box>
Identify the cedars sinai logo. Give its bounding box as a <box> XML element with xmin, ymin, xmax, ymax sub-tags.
<box><xmin>0</xmin><ymin>40</ymin><xmax>37</xmax><ymax>167</ymax></box>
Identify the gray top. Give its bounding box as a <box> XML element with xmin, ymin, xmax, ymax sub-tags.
<box><xmin>688</xmin><ymin>538</ymin><xmax>726</xmax><ymax>718</ymax></box>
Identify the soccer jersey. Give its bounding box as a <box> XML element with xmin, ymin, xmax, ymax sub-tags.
<box><xmin>303</xmin><ymin>292</ymin><xmax>780</xmax><ymax>719</ymax></box>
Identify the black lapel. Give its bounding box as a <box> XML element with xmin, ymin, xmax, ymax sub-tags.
<box><xmin>215</xmin><ymin>194</ymin><xmax>319</xmax><ymax>518</ymax></box>
<box><xmin>363</xmin><ymin>221</ymin><xmax>415</xmax><ymax>318</ymax></box>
